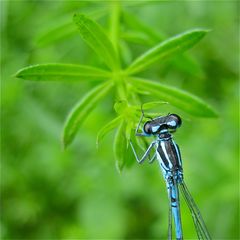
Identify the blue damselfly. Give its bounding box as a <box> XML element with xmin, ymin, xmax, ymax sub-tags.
<box><xmin>130</xmin><ymin>112</ymin><xmax>211</xmax><ymax>240</ymax></box>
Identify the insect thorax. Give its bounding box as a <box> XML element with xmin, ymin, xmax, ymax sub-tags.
<box><xmin>158</xmin><ymin>131</ymin><xmax>172</xmax><ymax>141</ymax></box>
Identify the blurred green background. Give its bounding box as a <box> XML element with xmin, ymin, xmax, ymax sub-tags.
<box><xmin>1</xmin><ymin>1</ymin><xmax>239</xmax><ymax>239</ymax></box>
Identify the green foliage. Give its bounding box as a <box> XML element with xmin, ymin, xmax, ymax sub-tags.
<box><xmin>129</xmin><ymin>77</ymin><xmax>217</xmax><ymax>117</ymax></box>
<box><xmin>63</xmin><ymin>81</ymin><xmax>113</xmax><ymax>148</ymax></box>
<box><xmin>15</xmin><ymin>10</ymin><xmax>218</xmax><ymax>170</ymax></box>
<box><xmin>126</xmin><ymin>29</ymin><xmax>209</xmax><ymax>75</ymax></box>
<box><xmin>15</xmin><ymin>64</ymin><xmax>111</xmax><ymax>82</ymax></box>
<box><xmin>113</xmin><ymin>120</ymin><xmax>128</xmax><ymax>172</ymax></box>
<box><xmin>96</xmin><ymin>115</ymin><xmax>122</xmax><ymax>147</ymax></box>
<box><xmin>2</xmin><ymin>1</ymin><xmax>239</xmax><ymax>239</ymax></box>
<box><xmin>73</xmin><ymin>14</ymin><xmax>120</xmax><ymax>70</ymax></box>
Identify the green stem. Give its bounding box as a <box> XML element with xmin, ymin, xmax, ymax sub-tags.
<box><xmin>110</xmin><ymin>0</ymin><xmax>121</xmax><ymax>54</ymax></box>
<box><xmin>110</xmin><ymin>1</ymin><xmax>140</xmax><ymax>106</ymax></box>
<box><xmin>117</xmin><ymin>77</ymin><xmax>127</xmax><ymax>100</ymax></box>
<box><xmin>110</xmin><ymin>1</ymin><xmax>126</xmax><ymax>100</ymax></box>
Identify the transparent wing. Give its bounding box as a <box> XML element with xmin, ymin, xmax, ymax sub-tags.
<box><xmin>179</xmin><ymin>181</ymin><xmax>211</xmax><ymax>240</ymax></box>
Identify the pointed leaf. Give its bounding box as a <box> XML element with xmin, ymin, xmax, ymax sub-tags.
<box><xmin>142</xmin><ymin>101</ymin><xmax>168</xmax><ymax>110</ymax></box>
<box><xmin>114</xmin><ymin>121</ymin><xmax>138</xmax><ymax>171</ymax></box>
<box><xmin>73</xmin><ymin>13</ymin><xmax>120</xmax><ymax>70</ymax></box>
<box><xmin>114</xmin><ymin>100</ymin><xmax>128</xmax><ymax>114</ymax></box>
<box><xmin>36</xmin><ymin>8</ymin><xmax>107</xmax><ymax>47</ymax></box>
<box><xmin>113</xmin><ymin>120</ymin><xmax>127</xmax><ymax>172</ymax></box>
<box><xmin>119</xmin><ymin>41</ymin><xmax>133</xmax><ymax>65</ymax></box>
<box><xmin>96</xmin><ymin>115</ymin><xmax>122</xmax><ymax>147</ymax></box>
<box><xmin>121</xmin><ymin>31</ymin><xmax>153</xmax><ymax>46</ymax></box>
<box><xmin>125</xmin><ymin>120</ymin><xmax>134</xmax><ymax>143</ymax></box>
<box><xmin>124</xmin><ymin>128</ymin><xmax>137</xmax><ymax>168</ymax></box>
<box><xmin>15</xmin><ymin>64</ymin><xmax>111</xmax><ymax>82</ymax></box>
<box><xmin>126</xmin><ymin>29</ymin><xmax>209</xmax><ymax>75</ymax></box>
<box><xmin>63</xmin><ymin>81</ymin><xmax>113</xmax><ymax>148</ymax></box>
<box><xmin>130</xmin><ymin>78</ymin><xmax>218</xmax><ymax>118</ymax></box>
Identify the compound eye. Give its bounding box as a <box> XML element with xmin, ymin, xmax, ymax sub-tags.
<box><xmin>143</xmin><ymin>121</ymin><xmax>152</xmax><ymax>134</ymax></box>
<box><xmin>167</xmin><ymin>114</ymin><xmax>182</xmax><ymax>128</ymax></box>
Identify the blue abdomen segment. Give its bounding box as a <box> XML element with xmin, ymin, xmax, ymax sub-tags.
<box><xmin>167</xmin><ymin>179</ymin><xmax>183</xmax><ymax>240</ymax></box>
<box><xmin>156</xmin><ymin>136</ymin><xmax>183</xmax><ymax>239</ymax></box>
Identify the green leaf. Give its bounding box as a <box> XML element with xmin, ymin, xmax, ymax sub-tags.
<box><xmin>125</xmin><ymin>127</ymin><xmax>137</xmax><ymax>168</ymax></box>
<box><xmin>15</xmin><ymin>64</ymin><xmax>111</xmax><ymax>82</ymax></box>
<box><xmin>96</xmin><ymin>115</ymin><xmax>122</xmax><ymax>148</ymax></box>
<box><xmin>126</xmin><ymin>29</ymin><xmax>209</xmax><ymax>75</ymax></box>
<box><xmin>125</xmin><ymin>120</ymin><xmax>134</xmax><ymax>143</ymax></box>
<box><xmin>73</xmin><ymin>13</ymin><xmax>120</xmax><ymax>70</ymax></box>
<box><xmin>114</xmin><ymin>100</ymin><xmax>128</xmax><ymax>114</ymax></box>
<box><xmin>119</xmin><ymin>41</ymin><xmax>133</xmax><ymax>65</ymax></box>
<box><xmin>36</xmin><ymin>8</ymin><xmax>107</xmax><ymax>47</ymax></box>
<box><xmin>113</xmin><ymin>120</ymin><xmax>127</xmax><ymax>172</ymax></box>
<box><xmin>121</xmin><ymin>31</ymin><xmax>153</xmax><ymax>46</ymax></box>
<box><xmin>114</xmin><ymin>120</ymin><xmax>139</xmax><ymax>171</ymax></box>
<box><xmin>63</xmin><ymin>81</ymin><xmax>113</xmax><ymax>148</ymax></box>
<box><xmin>142</xmin><ymin>101</ymin><xmax>168</xmax><ymax>110</ymax></box>
<box><xmin>129</xmin><ymin>77</ymin><xmax>218</xmax><ymax>118</ymax></box>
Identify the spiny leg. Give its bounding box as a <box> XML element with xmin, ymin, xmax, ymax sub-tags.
<box><xmin>135</xmin><ymin>105</ymin><xmax>152</xmax><ymax>137</ymax></box>
<box><xmin>130</xmin><ymin>140</ymin><xmax>156</xmax><ymax>164</ymax></box>
<box><xmin>149</xmin><ymin>152</ymin><xmax>157</xmax><ymax>164</ymax></box>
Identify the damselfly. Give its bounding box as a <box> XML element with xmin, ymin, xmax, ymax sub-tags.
<box><xmin>130</xmin><ymin>112</ymin><xmax>211</xmax><ymax>240</ymax></box>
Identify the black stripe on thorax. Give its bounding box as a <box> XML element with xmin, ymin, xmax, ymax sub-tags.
<box><xmin>157</xmin><ymin>139</ymin><xmax>182</xmax><ymax>171</ymax></box>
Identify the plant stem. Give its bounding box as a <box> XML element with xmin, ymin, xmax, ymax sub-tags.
<box><xmin>110</xmin><ymin>1</ymin><xmax>126</xmax><ymax>100</ymax></box>
<box><xmin>109</xmin><ymin>1</ymin><xmax>139</xmax><ymax>105</ymax></box>
<box><xmin>110</xmin><ymin>0</ymin><xmax>121</xmax><ymax>55</ymax></box>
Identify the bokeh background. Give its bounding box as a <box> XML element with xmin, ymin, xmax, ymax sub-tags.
<box><xmin>1</xmin><ymin>1</ymin><xmax>239</xmax><ymax>239</ymax></box>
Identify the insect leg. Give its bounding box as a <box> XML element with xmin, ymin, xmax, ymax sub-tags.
<box><xmin>130</xmin><ymin>140</ymin><xmax>156</xmax><ymax>164</ymax></box>
<box><xmin>135</xmin><ymin>105</ymin><xmax>152</xmax><ymax>137</ymax></box>
<box><xmin>149</xmin><ymin>152</ymin><xmax>157</xmax><ymax>164</ymax></box>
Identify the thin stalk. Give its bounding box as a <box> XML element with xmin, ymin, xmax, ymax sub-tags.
<box><xmin>109</xmin><ymin>0</ymin><xmax>121</xmax><ymax>55</ymax></box>
<box><xmin>109</xmin><ymin>1</ymin><xmax>139</xmax><ymax>105</ymax></box>
<box><xmin>109</xmin><ymin>1</ymin><xmax>126</xmax><ymax>100</ymax></box>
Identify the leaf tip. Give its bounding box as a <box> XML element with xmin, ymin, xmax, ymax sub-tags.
<box><xmin>115</xmin><ymin>161</ymin><xmax>123</xmax><ymax>174</ymax></box>
<box><xmin>14</xmin><ymin>69</ymin><xmax>23</xmax><ymax>79</ymax></box>
<box><xmin>190</xmin><ymin>27</ymin><xmax>211</xmax><ymax>33</ymax></box>
<box><xmin>202</xmin><ymin>103</ymin><xmax>219</xmax><ymax>118</ymax></box>
<box><xmin>73</xmin><ymin>12</ymin><xmax>79</xmax><ymax>18</ymax></box>
<box><xmin>208</xmin><ymin>109</ymin><xmax>219</xmax><ymax>118</ymax></box>
<box><xmin>61</xmin><ymin>137</ymin><xmax>68</xmax><ymax>151</ymax></box>
<box><xmin>61</xmin><ymin>128</ymin><xmax>72</xmax><ymax>150</ymax></box>
<box><xmin>73</xmin><ymin>13</ymin><xmax>86</xmax><ymax>25</ymax></box>
<box><xmin>192</xmin><ymin>28</ymin><xmax>212</xmax><ymax>38</ymax></box>
<box><xmin>204</xmin><ymin>28</ymin><xmax>212</xmax><ymax>33</ymax></box>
